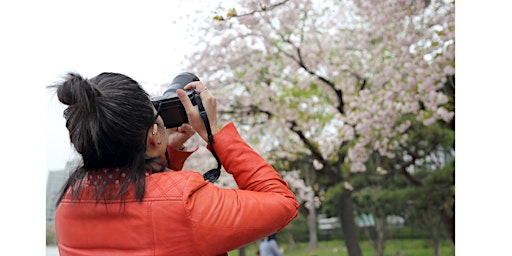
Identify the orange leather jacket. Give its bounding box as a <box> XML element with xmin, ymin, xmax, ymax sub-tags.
<box><xmin>55</xmin><ymin>122</ymin><xmax>299</xmax><ymax>256</ymax></box>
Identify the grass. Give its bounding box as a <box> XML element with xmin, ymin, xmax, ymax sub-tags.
<box><xmin>231</xmin><ymin>238</ymin><xmax>455</xmax><ymax>256</ymax></box>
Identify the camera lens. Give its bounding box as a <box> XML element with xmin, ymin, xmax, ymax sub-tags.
<box><xmin>150</xmin><ymin>72</ymin><xmax>200</xmax><ymax>128</ymax></box>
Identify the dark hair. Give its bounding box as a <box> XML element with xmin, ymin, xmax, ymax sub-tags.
<box><xmin>49</xmin><ymin>72</ymin><xmax>156</xmax><ymax>205</ymax></box>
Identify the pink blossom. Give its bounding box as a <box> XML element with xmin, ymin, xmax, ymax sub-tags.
<box><xmin>182</xmin><ymin>0</ymin><xmax>454</xmax><ymax>188</ymax></box>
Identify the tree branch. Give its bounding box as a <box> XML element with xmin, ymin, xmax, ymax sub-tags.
<box><xmin>295</xmin><ymin>47</ymin><xmax>344</xmax><ymax>114</ymax></box>
<box><xmin>264</xmin><ymin>15</ymin><xmax>345</xmax><ymax>114</ymax></box>
<box><xmin>399</xmin><ymin>154</ymin><xmax>423</xmax><ymax>186</ymax></box>
<box><xmin>289</xmin><ymin>120</ymin><xmax>325</xmax><ymax>164</ymax></box>
<box><xmin>231</xmin><ymin>0</ymin><xmax>290</xmax><ymax>18</ymax></box>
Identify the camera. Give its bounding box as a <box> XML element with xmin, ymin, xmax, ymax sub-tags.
<box><xmin>152</xmin><ymin>72</ymin><xmax>222</xmax><ymax>182</ymax></box>
<box><xmin>151</xmin><ymin>72</ymin><xmax>200</xmax><ymax>128</ymax></box>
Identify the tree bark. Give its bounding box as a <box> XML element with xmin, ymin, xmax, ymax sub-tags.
<box><xmin>238</xmin><ymin>246</ymin><xmax>246</xmax><ymax>256</ymax></box>
<box><xmin>307</xmin><ymin>205</ymin><xmax>318</xmax><ymax>250</ymax></box>
<box><xmin>440</xmin><ymin>206</ymin><xmax>455</xmax><ymax>244</ymax></box>
<box><xmin>286</xmin><ymin>232</ymin><xmax>297</xmax><ymax>249</ymax></box>
<box><xmin>304</xmin><ymin>162</ymin><xmax>318</xmax><ymax>250</ymax></box>
<box><xmin>338</xmin><ymin>193</ymin><xmax>363</xmax><ymax>256</ymax></box>
<box><xmin>374</xmin><ymin>216</ymin><xmax>386</xmax><ymax>256</ymax></box>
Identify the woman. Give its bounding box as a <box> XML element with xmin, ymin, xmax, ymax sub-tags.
<box><xmin>50</xmin><ymin>72</ymin><xmax>298</xmax><ymax>256</ymax></box>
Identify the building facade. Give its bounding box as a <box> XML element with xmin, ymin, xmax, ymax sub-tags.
<box><xmin>46</xmin><ymin>159</ymin><xmax>81</xmax><ymax>225</ymax></box>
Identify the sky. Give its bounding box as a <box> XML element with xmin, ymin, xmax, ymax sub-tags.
<box><xmin>39</xmin><ymin>1</ymin><xmax>215</xmax><ymax>172</ymax></box>
<box><xmin>40</xmin><ymin>0</ymin><xmax>236</xmax><ymax>173</ymax></box>
<box><xmin>2</xmin><ymin>1</ymin><xmax>512</xmax><ymax>254</ymax></box>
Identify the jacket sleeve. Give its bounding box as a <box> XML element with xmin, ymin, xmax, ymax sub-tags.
<box><xmin>183</xmin><ymin>122</ymin><xmax>299</xmax><ymax>255</ymax></box>
<box><xmin>167</xmin><ymin>145</ymin><xmax>198</xmax><ymax>171</ymax></box>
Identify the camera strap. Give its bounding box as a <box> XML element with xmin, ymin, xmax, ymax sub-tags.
<box><xmin>194</xmin><ymin>94</ymin><xmax>222</xmax><ymax>183</ymax></box>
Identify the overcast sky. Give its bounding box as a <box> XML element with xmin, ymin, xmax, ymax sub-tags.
<box><xmin>36</xmin><ymin>1</ymin><xmax>218</xmax><ymax>172</ymax></box>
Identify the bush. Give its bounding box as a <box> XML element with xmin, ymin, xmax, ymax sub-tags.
<box><xmin>46</xmin><ymin>225</ymin><xmax>56</xmax><ymax>245</ymax></box>
<box><xmin>386</xmin><ymin>226</ymin><xmax>429</xmax><ymax>240</ymax></box>
<box><xmin>281</xmin><ymin>213</ymin><xmax>310</xmax><ymax>243</ymax></box>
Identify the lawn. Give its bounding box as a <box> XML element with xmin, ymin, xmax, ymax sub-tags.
<box><xmin>232</xmin><ymin>238</ymin><xmax>455</xmax><ymax>256</ymax></box>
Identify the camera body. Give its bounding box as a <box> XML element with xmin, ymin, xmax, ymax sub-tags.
<box><xmin>151</xmin><ymin>72</ymin><xmax>200</xmax><ymax>128</ymax></box>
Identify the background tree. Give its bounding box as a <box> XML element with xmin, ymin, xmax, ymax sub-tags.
<box><xmin>182</xmin><ymin>1</ymin><xmax>454</xmax><ymax>255</ymax></box>
<box><xmin>350</xmin><ymin>116</ymin><xmax>454</xmax><ymax>256</ymax></box>
<box><xmin>280</xmin><ymin>157</ymin><xmax>321</xmax><ymax>250</ymax></box>
<box><xmin>350</xmin><ymin>155</ymin><xmax>409</xmax><ymax>256</ymax></box>
<box><xmin>46</xmin><ymin>224</ymin><xmax>57</xmax><ymax>245</ymax></box>
<box><xmin>352</xmin><ymin>186</ymin><xmax>403</xmax><ymax>256</ymax></box>
<box><xmin>402</xmin><ymin>161</ymin><xmax>454</xmax><ymax>256</ymax></box>
<box><xmin>389</xmin><ymin>115</ymin><xmax>455</xmax><ymax>245</ymax></box>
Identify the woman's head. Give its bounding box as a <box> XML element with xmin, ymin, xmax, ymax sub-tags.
<box><xmin>50</xmin><ymin>72</ymin><xmax>165</xmax><ymax>203</ymax></box>
<box><xmin>54</xmin><ymin>72</ymin><xmax>156</xmax><ymax>168</ymax></box>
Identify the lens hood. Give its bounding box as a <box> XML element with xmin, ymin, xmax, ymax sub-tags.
<box><xmin>152</xmin><ymin>72</ymin><xmax>200</xmax><ymax>102</ymax></box>
<box><xmin>151</xmin><ymin>72</ymin><xmax>200</xmax><ymax>128</ymax></box>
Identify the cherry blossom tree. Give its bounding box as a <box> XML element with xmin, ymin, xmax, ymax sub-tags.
<box><xmin>179</xmin><ymin>0</ymin><xmax>454</xmax><ymax>255</ymax></box>
<box><xmin>280</xmin><ymin>160</ymin><xmax>321</xmax><ymax>249</ymax></box>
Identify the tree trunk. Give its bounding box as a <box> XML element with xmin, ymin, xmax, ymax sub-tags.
<box><xmin>238</xmin><ymin>246</ymin><xmax>246</xmax><ymax>256</ymax></box>
<box><xmin>338</xmin><ymin>193</ymin><xmax>363</xmax><ymax>256</ymax></box>
<box><xmin>304</xmin><ymin>163</ymin><xmax>318</xmax><ymax>250</ymax></box>
<box><xmin>307</xmin><ymin>205</ymin><xmax>318</xmax><ymax>250</ymax></box>
<box><xmin>440</xmin><ymin>207</ymin><xmax>455</xmax><ymax>244</ymax></box>
<box><xmin>434</xmin><ymin>242</ymin><xmax>440</xmax><ymax>256</ymax></box>
<box><xmin>362</xmin><ymin>214</ymin><xmax>386</xmax><ymax>256</ymax></box>
<box><xmin>422</xmin><ymin>208</ymin><xmax>442</xmax><ymax>256</ymax></box>
<box><xmin>374</xmin><ymin>216</ymin><xmax>386</xmax><ymax>256</ymax></box>
<box><xmin>286</xmin><ymin>232</ymin><xmax>297</xmax><ymax>249</ymax></box>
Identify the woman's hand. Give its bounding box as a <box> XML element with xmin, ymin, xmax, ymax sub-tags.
<box><xmin>177</xmin><ymin>81</ymin><xmax>218</xmax><ymax>142</ymax></box>
<box><xmin>166</xmin><ymin>123</ymin><xmax>195</xmax><ymax>150</ymax></box>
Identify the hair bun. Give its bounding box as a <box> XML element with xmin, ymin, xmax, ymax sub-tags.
<box><xmin>56</xmin><ymin>72</ymin><xmax>101</xmax><ymax>107</ymax></box>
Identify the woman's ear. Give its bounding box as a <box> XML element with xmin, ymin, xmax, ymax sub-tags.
<box><xmin>146</xmin><ymin>124</ymin><xmax>160</xmax><ymax>153</ymax></box>
<box><xmin>151</xmin><ymin>123</ymin><xmax>158</xmax><ymax>137</ymax></box>
<box><xmin>147</xmin><ymin>124</ymin><xmax>159</xmax><ymax>144</ymax></box>
<box><xmin>146</xmin><ymin>123</ymin><xmax>166</xmax><ymax>158</ymax></box>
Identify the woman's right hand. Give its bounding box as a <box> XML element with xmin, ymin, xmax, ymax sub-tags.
<box><xmin>177</xmin><ymin>81</ymin><xmax>218</xmax><ymax>142</ymax></box>
<box><xmin>165</xmin><ymin>123</ymin><xmax>195</xmax><ymax>150</ymax></box>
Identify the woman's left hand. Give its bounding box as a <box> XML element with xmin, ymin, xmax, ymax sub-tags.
<box><xmin>166</xmin><ymin>123</ymin><xmax>195</xmax><ymax>150</ymax></box>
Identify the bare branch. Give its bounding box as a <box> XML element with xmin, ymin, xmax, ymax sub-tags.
<box><xmin>231</xmin><ymin>0</ymin><xmax>290</xmax><ymax>18</ymax></box>
<box><xmin>295</xmin><ymin>47</ymin><xmax>344</xmax><ymax>114</ymax></box>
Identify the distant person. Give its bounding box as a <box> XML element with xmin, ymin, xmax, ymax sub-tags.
<box><xmin>49</xmin><ymin>72</ymin><xmax>298</xmax><ymax>255</ymax></box>
<box><xmin>259</xmin><ymin>233</ymin><xmax>284</xmax><ymax>256</ymax></box>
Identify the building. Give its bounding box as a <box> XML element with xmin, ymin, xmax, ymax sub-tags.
<box><xmin>46</xmin><ymin>158</ymin><xmax>81</xmax><ymax>225</ymax></box>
